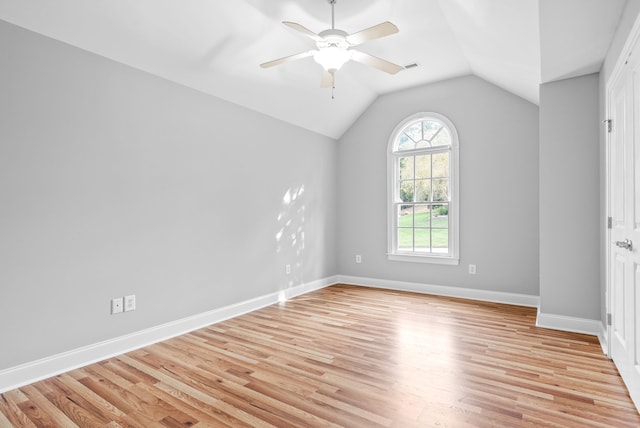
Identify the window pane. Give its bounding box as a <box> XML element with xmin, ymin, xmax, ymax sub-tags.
<box><xmin>404</xmin><ymin>122</ymin><xmax>423</xmax><ymax>142</ymax></box>
<box><xmin>397</xmin><ymin>134</ymin><xmax>413</xmax><ymax>151</ymax></box>
<box><xmin>399</xmin><ymin>157</ymin><xmax>414</xmax><ymax>179</ymax></box>
<box><xmin>398</xmin><ymin>205</ymin><xmax>413</xmax><ymax>227</ymax></box>
<box><xmin>400</xmin><ymin>181</ymin><xmax>414</xmax><ymax>202</ymax></box>
<box><xmin>431</xmin><ymin>204</ymin><xmax>448</xmax><ymax>228</ymax></box>
<box><xmin>432</xmin><ymin>228</ymin><xmax>448</xmax><ymax>253</ymax></box>
<box><xmin>415</xmin><ymin>139</ymin><xmax>429</xmax><ymax>149</ymax></box>
<box><xmin>431</xmin><ymin>127</ymin><xmax>452</xmax><ymax>147</ymax></box>
<box><xmin>398</xmin><ymin>228</ymin><xmax>413</xmax><ymax>251</ymax></box>
<box><xmin>432</xmin><ymin>152</ymin><xmax>449</xmax><ymax>177</ymax></box>
<box><xmin>415</xmin><ymin>180</ymin><xmax>431</xmax><ymax>202</ymax></box>
<box><xmin>432</xmin><ymin>179</ymin><xmax>448</xmax><ymax>202</ymax></box>
<box><xmin>423</xmin><ymin>120</ymin><xmax>442</xmax><ymax>142</ymax></box>
<box><xmin>415</xmin><ymin>155</ymin><xmax>431</xmax><ymax>179</ymax></box>
<box><xmin>415</xmin><ymin>205</ymin><xmax>430</xmax><ymax>227</ymax></box>
<box><xmin>415</xmin><ymin>228</ymin><xmax>431</xmax><ymax>251</ymax></box>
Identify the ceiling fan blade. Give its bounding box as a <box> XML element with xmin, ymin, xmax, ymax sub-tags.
<box><xmin>351</xmin><ymin>50</ymin><xmax>404</xmax><ymax>74</ymax></box>
<box><xmin>283</xmin><ymin>21</ymin><xmax>324</xmax><ymax>42</ymax></box>
<box><xmin>260</xmin><ymin>50</ymin><xmax>316</xmax><ymax>68</ymax></box>
<box><xmin>346</xmin><ymin>22</ymin><xmax>399</xmax><ymax>46</ymax></box>
<box><xmin>321</xmin><ymin>70</ymin><xmax>334</xmax><ymax>88</ymax></box>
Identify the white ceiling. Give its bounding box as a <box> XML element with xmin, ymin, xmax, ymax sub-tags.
<box><xmin>0</xmin><ymin>0</ymin><xmax>626</xmax><ymax>139</ymax></box>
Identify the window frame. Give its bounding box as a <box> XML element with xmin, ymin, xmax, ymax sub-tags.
<box><xmin>387</xmin><ymin>112</ymin><xmax>460</xmax><ymax>265</ymax></box>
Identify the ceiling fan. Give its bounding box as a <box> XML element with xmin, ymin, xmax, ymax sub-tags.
<box><xmin>260</xmin><ymin>0</ymin><xmax>404</xmax><ymax>93</ymax></box>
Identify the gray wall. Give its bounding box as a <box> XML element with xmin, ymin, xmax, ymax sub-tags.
<box><xmin>539</xmin><ymin>73</ymin><xmax>600</xmax><ymax>319</ymax></box>
<box><xmin>337</xmin><ymin>75</ymin><xmax>540</xmax><ymax>295</ymax></box>
<box><xmin>0</xmin><ymin>20</ymin><xmax>338</xmax><ymax>370</ymax></box>
<box><xmin>599</xmin><ymin>0</ymin><xmax>640</xmax><ymax>325</ymax></box>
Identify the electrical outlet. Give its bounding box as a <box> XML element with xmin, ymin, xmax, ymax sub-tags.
<box><xmin>285</xmin><ymin>264</ymin><xmax>291</xmax><ymax>274</ymax></box>
<box><xmin>469</xmin><ymin>264</ymin><xmax>477</xmax><ymax>275</ymax></box>
<box><xmin>111</xmin><ymin>297</ymin><xmax>123</xmax><ymax>314</ymax></box>
<box><xmin>124</xmin><ymin>294</ymin><xmax>136</xmax><ymax>312</ymax></box>
<box><xmin>355</xmin><ymin>254</ymin><xmax>362</xmax><ymax>263</ymax></box>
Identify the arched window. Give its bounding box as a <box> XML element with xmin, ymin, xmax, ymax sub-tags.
<box><xmin>387</xmin><ymin>113</ymin><xmax>459</xmax><ymax>264</ymax></box>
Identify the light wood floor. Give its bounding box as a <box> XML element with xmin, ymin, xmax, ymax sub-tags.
<box><xmin>1</xmin><ymin>284</ymin><xmax>639</xmax><ymax>427</ymax></box>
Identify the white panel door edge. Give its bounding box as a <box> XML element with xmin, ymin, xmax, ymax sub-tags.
<box><xmin>607</xmin><ymin>19</ymin><xmax>640</xmax><ymax>410</ymax></box>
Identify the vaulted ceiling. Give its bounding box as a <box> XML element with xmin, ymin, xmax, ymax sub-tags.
<box><xmin>0</xmin><ymin>0</ymin><xmax>626</xmax><ymax>139</ymax></box>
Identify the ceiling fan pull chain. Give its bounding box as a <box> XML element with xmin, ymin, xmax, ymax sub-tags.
<box><xmin>331</xmin><ymin>71</ymin><xmax>336</xmax><ymax>99</ymax></box>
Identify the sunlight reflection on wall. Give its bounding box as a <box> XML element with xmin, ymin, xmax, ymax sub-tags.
<box><xmin>276</xmin><ymin>185</ymin><xmax>306</xmax><ymax>301</ymax></box>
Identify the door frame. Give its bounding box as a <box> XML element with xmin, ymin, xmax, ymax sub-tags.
<box><xmin>606</xmin><ymin>11</ymin><xmax>640</xmax><ymax>411</ymax></box>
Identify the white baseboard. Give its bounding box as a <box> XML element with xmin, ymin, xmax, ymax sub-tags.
<box><xmin>535</xmin><ymin>309</ymin><xmax>604</xmax><ymax>337</ymax></box>
<box><xmin>598</xmin><ymin>323</ymin><xmax>609</xmax><ymax>356</ymax></box>
<box><xmin>337</xmin><ymin>275</ymin><xmax>540</xmax><ymax>307</ymax></box>
<box><xmin>0</xmin><ymin>276</ymin><xmax>336</xmax><ymax>394</ymax></box>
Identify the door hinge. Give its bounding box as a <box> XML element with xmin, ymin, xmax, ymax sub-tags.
<box><xmin>608</xmin><ymin>217</ymin><xmax>612</xmax><ymax>229</ymax></box>
<box><xmin>604</xmin><ymin>119</ymin><xmax>612</xmax><ymax>133</ymax></box>
<box><xmin>607</xmin><ymin>313</ymin><xmax>612</xmax><ymax>326</ymax></box>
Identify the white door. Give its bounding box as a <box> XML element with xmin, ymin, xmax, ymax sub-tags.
<box><xmin>609</xmin><ymin>46</ymin><xmax>640</xmax><ymax>406</ymax></box>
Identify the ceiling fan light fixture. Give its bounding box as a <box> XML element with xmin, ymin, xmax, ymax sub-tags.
<box><xmin>314</xmin><ymin>47</ymin><xmax>352</xmax><ymax>72</ymax></box>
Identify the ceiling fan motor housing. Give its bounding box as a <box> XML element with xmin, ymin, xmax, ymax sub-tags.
<box><xmin>317</xmin><ymin>29</ymin><xmax>351</xmax><ymax>49</ymax></box>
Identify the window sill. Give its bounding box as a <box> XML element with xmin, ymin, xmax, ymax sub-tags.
<box><xmin>387</xmin><ymin>253</ymin><xmax>459</xmax><ymax>265</ymax></box>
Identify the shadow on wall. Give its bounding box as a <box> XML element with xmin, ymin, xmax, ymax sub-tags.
<box><xmin>275</xmin><ymin>185</ymin><xmax>306</xmax><ymax>300</ymax></box>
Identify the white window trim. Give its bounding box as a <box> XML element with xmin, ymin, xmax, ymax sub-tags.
<box><xmin>387</xmin><ymin>112</ymin><xmax>460</xmax><ymax>265</ymax></box>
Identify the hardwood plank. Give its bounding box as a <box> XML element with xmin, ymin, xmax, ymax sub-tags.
<box><xmin>119</xmin><ymin>354</ymin><xmax>281</xmax><ymax>427</ymax></box>
<box><xmin>0</xmin><ymin>391</ymin><xmax>38</xmax><ymax>428</ymax></box>
<box><xmin>55</xmin><ymin>372</ymin><xmax>141</xmax><ymax>427</ymax></box>
<box><xmin>1</xmin><ymin>284</ymin><xmax>639</xmax><ymax>427</ymax></box>
<box><xmin>31</xmin><ymin>376</ymin><xmax>112</xmax><ymax>427</ymax></box>
<box><xmin>20</xmin><ymin>384</ymin><xmax>79</xmax><ymax>427</ymax></box>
